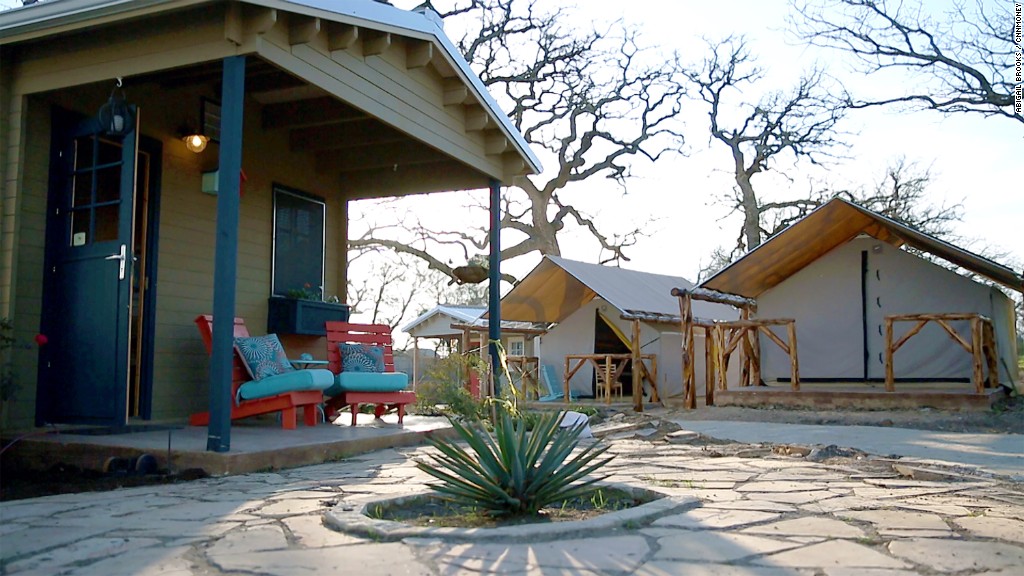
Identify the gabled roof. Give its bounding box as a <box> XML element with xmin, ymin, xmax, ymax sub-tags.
<box><xmin>498</xmin><ymin>256</ymin><xmax>734</xmax><ymax>324</ymax></box>
<box><xmin>402</xmin><ymin>304</ymin><xmax>543</xmax><ymax>338</ymax></box>
<box><xmin>402</xmin><ymin>304</ymin><xmax>484</xmax><ymax>336</ymax></box>
<box><xmin>0</xmin><ymin>0</ymin><xmax>541</xmax><ymax>184</ymax></box>
<box><xmin>702</xmin><ymin>198</ymin><xmax>1024</xmax><ymax>298</ymax></box>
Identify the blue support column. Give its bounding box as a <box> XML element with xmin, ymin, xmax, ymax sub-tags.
<box><xmin>488</xmin><ymin>179</ymin><xmax>502</xmax><ymax>397</ymax></box>
<box><xmin>207</xmin><ymin>55</ymin><xmax>246</xmax><ymax>452</ymax></box>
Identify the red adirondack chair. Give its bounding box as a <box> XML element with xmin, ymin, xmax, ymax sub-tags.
<box><xmin>324</xmin><ymin>321</ymin><xmax>416</xmax><ymax>426</ymax></box>
<box><xmin>189</xmin><ymin>315</ymin><xmax>324</xmax><ymax>429</ymax></box>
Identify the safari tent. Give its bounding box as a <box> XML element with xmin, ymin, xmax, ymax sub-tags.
<box><xmin>702</xmin><ymin>198</ymin><xmax>1022</xmax><ymax>390</ymax></box>
<box><xmin>499</xmin><ymin>256</ymin><xmax>737</xmax><ymax>402</ymax></box>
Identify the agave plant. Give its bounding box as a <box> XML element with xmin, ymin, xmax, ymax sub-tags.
<box><xmin>416</xmin><ymin>409</ymin><xmax>613</xmax><ymax>516</ymax></box>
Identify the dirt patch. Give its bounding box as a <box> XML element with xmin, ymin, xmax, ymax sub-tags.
<box><xmin>373</xmin><ymin>486</ymin><xmax>649</xmax><ymax>528</ymax></box>
<box><xmin>661</xmin><ymin>393</ymin><xmax>1024</xmax><ymax>435</ymax></box>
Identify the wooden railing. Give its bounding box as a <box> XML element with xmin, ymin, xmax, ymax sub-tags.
<box><xmin>884</xmin><ymin>313</ymin><xmax>997</xmax><ymax>393</ymax></box>
<box><xmin>506</xmin><ymin>355</ymin><xmax>540</xmax><ymax>399</ymax></box>
<box><xmin>672</xmin><ymin>287</ymin><xmax>799</xmax><ymax>408</ymax></box>
<box><xmin>564</xmin><ymin>353</ymin><xmax>657</xmax><ymax>405</ymax></box>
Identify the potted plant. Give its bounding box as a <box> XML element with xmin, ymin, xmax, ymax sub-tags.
<box><xmin>268</xmin><ymin>284</ymin><xmax>350</xmax><ymax>336</ymax></box>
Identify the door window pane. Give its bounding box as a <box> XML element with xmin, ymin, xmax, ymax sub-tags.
<box><xmin>72</xmin><ymin>173</ymin><xmax>92</xmax><ymax>207</ymax></box>
<box><xmin>74</xmin><ymin>136</ymin><xmax>95</xmax><ymax>170</ymax></box>
<box><xmin>70</xmin><ymin>209</ymin><xmax>89</xmax><ymax>246</ymax></box>
<box><xmin>97</xmin><ymin>138</ymin><xmax>121</xmax><ymax>166</ymax></box>
<box><xmin>95</xmin><ymin>166</ymin><xmax>121</xmax><ymax>204</ymax></box>
<box><xmin>93</xmin><ymin>204</ymin><xmax>120</xmax><ymax>242</ymax></box>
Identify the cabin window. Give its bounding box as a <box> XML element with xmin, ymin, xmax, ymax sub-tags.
<box><xmin>272</xmin><ymin>185</ymin><xmax>325</xmax><ymax>297</ymax></box>
<box><xmin>507</xmin><ymin>337</ymin><xmax>525</xmax><ymax>357</ymax></box>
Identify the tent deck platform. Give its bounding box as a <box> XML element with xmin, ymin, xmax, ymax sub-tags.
<box><xmin>710</xmin><ymin>381</ymin><xmax>1008</xmax><ymax>411</ymax></box>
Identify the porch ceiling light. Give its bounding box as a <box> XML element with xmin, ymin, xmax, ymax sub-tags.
<box><xmin>178</xmin><ymin>100</ymin><xmax>210</xmax><ymax>153</ymax></box>
<box><xmin>182</xmin><ymin>132</ymin><xmax>209</xmax><ymax>153</ymax></box>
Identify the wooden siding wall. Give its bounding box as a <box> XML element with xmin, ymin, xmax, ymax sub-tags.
<box><xmin>152</xmin><ymin>92</ymin><xmax>344</xmax><ymax>420</ymax></box>
<box><xmin>4</xmin><ymin>98</ymin><xmax>46</xmax><ymax>429</ymax></box>
<box><xmin>5</xmin><ymin>82</ymin><xmax>346</xmax><ymax>426</ymax></box>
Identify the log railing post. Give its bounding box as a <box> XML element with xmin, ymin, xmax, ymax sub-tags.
<box><xmin>983</xmin><ymin>320</ymin><xmax>998</xmax><ymax>388</ymax></box>
<box><xmin>632</xmin><ymin>318</ymin><xmax>643</xmax><ymax>412</ymax></box>
<box><xmin>563</xmin><ymin>356</ymin><xmax>571</xmax><ymax>403</ymax></box>
<box><xmin>786</xmin><ymin>320</ymin><xmax>800</xmax><ymax>391</ymax></box>
<box><xmin>970</xmin><ymin>317</ymin><xmax>984</xmax><ymax>394</ymax></box>
<box><xmin>704</xmin><ymin>327</ymin><xmax>714</xmax><ymax>405</ymax></box>
<box><xmin>749</xmin><ymin>327</ymin><xmax>761</xmax><ymax>387</ymax></box>
<box><xmin>884</xmin><ymin>317</ymin><xmax>895</xmax><ymax>392</ymax></box>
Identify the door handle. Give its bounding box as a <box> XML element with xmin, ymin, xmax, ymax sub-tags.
<box><xmin>105</xmin><ymin>244</ymin><xmax>127</xmax><ymax>280</ymax></box>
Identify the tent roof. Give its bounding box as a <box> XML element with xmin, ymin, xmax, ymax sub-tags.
<box><xmin>498</xmin><ymin>256</ymin><xmax>732</xmax><ymax>324</ymax></box>
<box><xmin>702</xmin><ymin>198</ymin><xmax>1024</xmax><ymax>298</ymax></box>
<box><xmin>0</xmin><ymin>0</ymin><xmax>541</xmax><ymax>178</ymax></box>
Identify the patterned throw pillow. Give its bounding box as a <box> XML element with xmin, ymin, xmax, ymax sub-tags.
<box><xmin>340</xmin><ymin>343</ymin><xmax>385</xmax><ymax>373</ymax></box>
<box><xmin>234</xmin><ymin>334</ymin><xmax>295</xmax><ymax>381</ymax></box>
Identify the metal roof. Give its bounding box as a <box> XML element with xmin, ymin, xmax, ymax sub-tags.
<box><xmin>401</xmin><ymin>304</ymin><xmax>484</xmax><ymax>335</ymax></box>
<box><xmin>702</xmin><ymin>197</ymin><xmax>1024</xmax><ymax>297</ymax></box>
<box><xmin>499</xmin><ymin>256</ymin><xmax>737</xmax><ymax>324</ymax></box>
<box><xmin>0</xmin><ymin>0</ymin><xmax>541</xmax><ymax>176</ymax></box>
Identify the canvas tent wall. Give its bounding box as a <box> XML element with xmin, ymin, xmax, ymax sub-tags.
<box><xmin>498</xmin><ymin>256</ymin><xmax>737</xmax><ymax>400</ymax></box>
<box><xmin>702</xmin><ymin>198</ymin><xmax>1023</xmax><ymax>390</ymax></box>
<box><xmin>757</xmin><ymin>236</ymin><xmax>1018</xmax><ymax>384</ymax></box>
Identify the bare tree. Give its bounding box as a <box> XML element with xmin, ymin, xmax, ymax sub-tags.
<box><xmin>791</xmin><ymin>0</ymin><xmax>1022</xmax><ymax>124</ymax></box>
<box><xmin>699</xmin><ymin>157</ymin><xmax>965</xmax><ymax>279</ymax></box>
<box><xmin>347</xmin><ymin>243</ymin><xmax>489</xmax><ymax>334</ymax></box>
<box><xmin>684</xmin><ymin>36</ymin><xmax>848</xmax><ymax>253</ymax></box>
<box><xmin>353</xmin><ymin>0</ymin><xmax>687</xmax><ymax>283</ymax></box>
<box><xmin>346</xmin><ymin>255</ymin><xmax>421</xmax><ymax>331</ymax></box>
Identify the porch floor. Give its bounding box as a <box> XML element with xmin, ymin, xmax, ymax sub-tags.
<box><xmin>708</xmin><ymin>381</ymin><xmax>1007</xmax><ymax>411</ymax></box>
<box><xmin>0</xmin><ymin>413</ymin><xmax>452</xmax><ymax>477</ymax></box>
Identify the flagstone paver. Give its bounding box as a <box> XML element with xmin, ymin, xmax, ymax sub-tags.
<box><xmin>754</xmin><ymin>540</ymin><xmax>912</xmax><ymax>569</ymax></box>
<box><xmin>952</xmin><ymin>515</ymin><xmax>1024</xmax><ymax>543</ymax></box>
<box><xmin>648</xmin><ymin>529</ymin><xmax>801</xmax><ymax>562</ymax></box>
<box><xmin>2</xmin><ymin>428</ymin><xmax>1022</xmax><ymax>576</ymax></box>
<box><xmin>887</xmin><ymin>538</ymin><xmax>1024</xmax><ymax>572</ymax></box>
<box><xmin>741</xmin><ymin>516</ymin><xmax>867</xmax><ymax>539</ymax></box>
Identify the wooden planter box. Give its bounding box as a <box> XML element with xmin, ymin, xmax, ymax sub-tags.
<box><xmin>267</xmin><ymin>298</ymin><xmax>351</xmax><ymax>336</ymax></box>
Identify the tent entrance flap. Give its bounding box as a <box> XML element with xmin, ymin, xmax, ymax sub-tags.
<box><xmin>597</xmin><ymin>310</ymin><xmax>632</xmax><ymax>348</ymax></box>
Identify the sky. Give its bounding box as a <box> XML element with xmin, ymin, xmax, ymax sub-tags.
<box><xmin>361</xmin><ymin>0</ymin><xmax>1021</xmax><ymax>293</ymax></box>
<box><xmin>3</xmin><ymin>0</ymin><xmax>1018</xmax><ymax>329</ymax></box>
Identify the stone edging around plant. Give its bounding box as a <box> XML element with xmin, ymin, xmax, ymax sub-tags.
<box><xmin>323</xmin><ymin>483</ymin><xmax>698</xmax><ymax>543</ymax></box>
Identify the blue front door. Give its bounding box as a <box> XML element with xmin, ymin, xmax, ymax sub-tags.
<box><xmin>37</xmin><ymin>110</ymin><xmax>138</xmax><ymax>426</ymax></box>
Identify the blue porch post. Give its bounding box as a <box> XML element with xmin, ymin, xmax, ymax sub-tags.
<box><xmin>207</xmin><ymin>55</ymin><xmax>246</xmax><ymax>452</ymax></box>
<box><xmin>488</xmin><ymin>178</ymin><xmax>502</xmax><ymax>397</ymax></box>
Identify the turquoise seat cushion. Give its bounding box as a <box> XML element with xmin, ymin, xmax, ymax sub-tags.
<box><xmin>326</xmin><ymin>372</ymin><xmax>409</xmax><ymax>396</ymax></box>
<box><xmin>237</xmin><ymin>368</ymin><xmax>334</xmax><ymax>401</ymax></box>
<box><xmin>234</xmin><ymin>334</ymin><xmax>294</xmax><ymax>380</ymax></box>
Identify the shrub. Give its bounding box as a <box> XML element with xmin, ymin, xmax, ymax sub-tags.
<box><xmin>413</xmin><ymin>354</ymin><xmax>487</xmax><ymax>421</ymax></box>
<box><xmin>416</xmin><ymin>409</ymin><xmax>613</xmax><ymax>517</ymax></box>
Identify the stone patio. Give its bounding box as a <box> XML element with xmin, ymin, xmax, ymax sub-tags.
<box><xmin>2</xmin><ymin>422</ymin><xmax>1022</xmax><ymax>575</ymax></box>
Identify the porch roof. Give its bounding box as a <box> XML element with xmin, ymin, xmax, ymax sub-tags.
<box><xmin>0</xmin><ymin>0</ymin><xmax>541</xmax><ymax>193</ymax></box>
<box><xmin>701</xmin><ymin>198</ymin><xmax>1024</xmax><ymax>298</ymax></box>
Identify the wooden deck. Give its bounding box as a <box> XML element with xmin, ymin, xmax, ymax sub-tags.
<box><xmin>709</xmin><ymin>381</ymin><xmax>1008</xmax><ymax>411</ymax></box>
